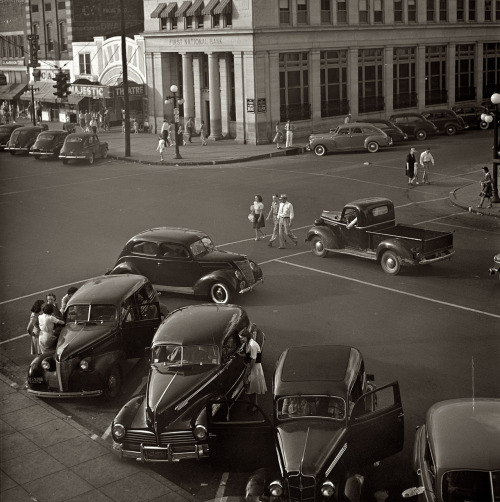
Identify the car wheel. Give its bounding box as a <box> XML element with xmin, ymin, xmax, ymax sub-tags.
<box><xmin>62</xmin><ymin>159</ymin><xmax>68</xmax><ymax>165</ymax></box>
<box><xmin>103</xmin><ymin>365</ymin><xmax>122</xmax><ymax>400</ymax></box>
<box><xmin>445</xmin><ymin>124</ymin><xmax>457</xmax><ymax>136</ymax></box>
<box><xmin>210</xmin><ymin>282</ymin><xmax>233</xmax><ymax>304</ymax></box>
<box><xmin>89</xmin><ymin>153</ymin><xmax>94</xmax><ymax>165</ymax></box>
<box><xmin>310</xmin><ymin>236</ymin><xmax>328</xmax><ymax>258</ymax></box>
<box><xmin>479</xmin><ymin>121</ymin><xmax>489</xmax><ymax>130</ymax></box>
<box><xmin>103</xmin><ymin>147</ymin><xmax>108</xmax><ymax>158</ymax></box>
<box><xmin>34</xmin><ymin>154</ymin><xmax>41</xmax><ymax>160</ymax></box>
<box><xmin>367</xmin><ymin>141</ymin><xmax>379</xmax><ymax>153</ymax></box>
<box><xmin>314</xmin><ymin>145</ymin><xmax>326</xmax><ymax>157</ymax></box>
<box><xmin>415</xmin><ymin>130</ymin><xmax>427</xmax><ymax>141</ymax></box>
<box><xmin>380</xmin><ymin>250</ymin><xmax>401</xmax><ymax>275</ymax></box>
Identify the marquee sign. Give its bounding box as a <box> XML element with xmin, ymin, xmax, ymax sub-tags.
<box><xmin>69</xmin><ymin>84</ymin><xmax>111</xmax><ymax>99</ymax></box>
<box><xmin>112</xmin><ymin>84</ymin><xmax>145</xmax><ymax>97</ymax></box>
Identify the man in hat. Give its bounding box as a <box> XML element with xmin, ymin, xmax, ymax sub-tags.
<box><xmin>269</xmin><ymin>194</ymin><xmax>298</xmax><ymax>249</ymax></box>
<box><xmin>406</xmin><ymin>147</ymin><xmax>419</xmax><ymax>186</ymax></box>
<box><xmin>419</xmin><ymin>147</ymin><xmax>435</xmax><ymax>184</ymax></box>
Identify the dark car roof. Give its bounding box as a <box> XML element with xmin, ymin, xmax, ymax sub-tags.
<box><xmin>359</xmin><ymin>119</ymin><xmax>396</xmax><ymax>126</ymax></box>
<box><xmin>38</xmin><ymin>130</ymin><xmax>68</xmax><ymax>137</ymax></box>
<box><xmin>153</xmin><ymin>304</ymin><xmax>248</xmax><ymax>346</ymax></box>
<box><xmin>390</xmin><ymin>112</ymin><xmax>426</xmax><ymax>118</ymax></box>
<box><xmin>11</xmin><ymin>126</ymin><xmax>45</xmax><ymax>131</ymax></box>
<box><xmin>422</xmin><ymin>109</ymin><xmax>458</xmax><ymax>115</ymax></box>
<box><xmin>427</xmin><ymin>398</ymin><xmax>500</xmax><ymax>473</ymax></box>
<box><xmin>65</xmin><ymin>132</ymin><xmax>101</xmax><ymax>140</ymax></box>
<box><xmin>274</xmin><ymin>345</ymin><xmax>363</xmax><ymax>397</ymax></box>
<box><xmin>67</xmin><ymin>274</ymin><xmax>151</xmax><ymax>308</ymax></box>
<box><xmin>345</xmin><ymin>197</ymin><xmax>393</xmax><ymax>211</ymax></box>
<box><xmin>0</xmin><ymin>124</ymin><xmax>22</xmax><ymax>132</ymax></box>
<box><xmin>128</xmin><ymin>227</ymin><xmax>208</xmax><ymax>245</ymax></box>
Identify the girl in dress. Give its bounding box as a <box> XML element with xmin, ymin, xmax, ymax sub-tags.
<box><xmin>477</xmin><ymin>166</ymin><xmax>493</xmax><ymax>209</ymax></box>
<box><xmin>239</xmin><ymin>329</ymin><xmax>267</xmax><ymax>405</ymax></box>
<box><xmin>38</xmin><ymin>303</ymin><xmax>65</xmax><ymax>353</ymax></box>
<box><xmin>250</xmin><ymin>194</ymin><xmax>265</xmax><ymax>241</ymax></box>
<box><xmin>27</xmin><ymin>299</ymin><xmax>44</xmax><ymax>355</ymax></box>
<box><xmin>273</xmin><ymin>121</ymin><xmax>283</xmax><ymax>149</ymax></box>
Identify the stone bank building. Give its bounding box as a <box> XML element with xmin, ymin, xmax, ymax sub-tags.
<box><xmin>144</xmin><ymin>0</ymin><xmax>500</xmax><ymax>144</ymax></box>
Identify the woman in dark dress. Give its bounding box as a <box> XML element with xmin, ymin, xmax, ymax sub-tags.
<box><xmin>477</xmin><ymin>166</ymin><xmax>493</xmax><ymax>208</ymax></box>
<box><xmin>406</xmin><ymin>147</ymin><xmax>418</xmax><ymax>185</ymax></box>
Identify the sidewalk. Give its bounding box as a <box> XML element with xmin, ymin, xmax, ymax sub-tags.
<box><xmin>449</xmin><ymin>182</ymin><xmax>500</xmax><ymax>218</ymax></box>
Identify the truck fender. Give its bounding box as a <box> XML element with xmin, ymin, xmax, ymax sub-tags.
<box><xmin>306</xmin><ymin>226</ymin><xmax>340</xmax><ymax>249</ymax></box>
<box><xmin>108</xmin><ymin>261</ymin><xmax>141</xmax><ymax>276</ymax></box>
<box><xmin>193</xmin><ymin>270</ymin><xmax>239</xmax><ymax>296</ymax></box>
<box><xmin>376</xmin><ymin>240</ymin><xmax>413</xmax><ymax>263</ymax></box>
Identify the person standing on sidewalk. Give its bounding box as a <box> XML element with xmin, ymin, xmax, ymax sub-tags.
<box><xmin>285</xmin><ymin>120</ymin><xmax>295</xmax><ymax>148</ymax></box>
<box><xmin>477</xmin><ymin>166</ymin><xmax>493</xmax><ymax>209</ymax></box>
<box><xmin>419</xmin><ymin>147</ymin><xmax>435</xmax><ymax>184</ymax></box>
<box><xmin>200</xmin><ymin>120</ymin><xmax>208</xmax><ymax>145</ymax></box>
<box><xmin>185</xmin><ymin>117</ymin><xmax>193</xmax><ymax>143</ymax></box>
<box><xmin>273</xmin><ymin>121</ymin><xmax>283</xmax><ymax>149</ymax></box>
<box><xmin>27</xmin><ymin>299</ymin><xmax>44</xmax><ymax>356</ymax></box>
<box><xmin>160</xmin><ymin>119</ymin><xmax>169</xmax><ymax>145</ymax></box>
<box><xmin>266</xmin><ymin>194</ymin><xmax>280</xmax><ymax>247</ymax></box>
<box><xmin>156</xmin><ymin>136</ymin><xmax>166</xmax><ymax>161</ymax></box>
<box><xmin>405</xmin><ymin>147</ymin><xmax>418</xmax><ymax>185</ymax></box>
<box><xmin>276</xmin><ymin>194</ymin><xmax>298</xmax><ymax>249</ymax></box>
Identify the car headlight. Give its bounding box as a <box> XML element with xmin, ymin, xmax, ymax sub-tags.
<box><xmin>80</xmin><ymin>358</ymin><xmax>90</xmax><ymax>371</ymax></box>
<box><xmin>193</xmin><ymin>424</ymin><xmax>207</xmax><ymax>441</ymax></box>
<box><xmin>321</xmin><ymin>480</ymin><xmax>335</xmax><ymax>498</ymax></box>
<box><xmin>249</xmin><ymin>261</ymin><xmax>257</xmax><ymax>271</ymax></box>
<box><xmin>235</xmin><ymin>270</ymin><xmax>244</xmax><ymax>280</ymax></box>
<box><xmin>41</xmin><ymin>359</ymin><xmax>51</xmax><ymax>370</ymax></box>
<box><xmin>112</xmin><ymin>423</ymin><xmax>126</xmax><ymax>441</ymax></box>
<box><xmin>269</xmin><ymin>481</ymin><xmax>283</xmax><ymax>497</ymax></box>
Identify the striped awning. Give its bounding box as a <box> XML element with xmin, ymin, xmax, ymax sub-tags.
<box><xmin>202</xmin><ymin>0</ymin><xmax>219</xmax><ymax>15</ymax></box>
<box><xmin>214</xmin><ymin>0</ymin><xmax>231</xmax><ymax>14</ymax></box>
<box><xmin>150</xmin><ymin>3</ymin><xmax>166</xmax><ymax>18</ymax></box>
<box><xmin>175</xmin><ymin>1</ymin><xmax>192</xmax><ymax>17</ymax></box>
<box><xmin>186</xmin><ymin>0</ymin><xmax>203</xmax><ymax>16</ymax></box>
<box><xmin>161</xmin><ymin>2</ymin><xmax>177</xmax><ymax>17</ymax></box>
<box><xmin>19</xmin><ymin>82</ymin><xmax>54</xmax><ymax>102</ymax></box>
<box><xmin>0</xmin><ymin>82</ymin><xmax>27</xmax><ymax>100</ymax></box>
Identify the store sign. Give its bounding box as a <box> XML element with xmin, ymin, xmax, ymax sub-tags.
<box><xmin>113</xmin><ymin>84</ymin><xmax>144</xmax><ymax>97</ymax></box>
<box><xmin>69</xmin><ymin>84</ymin><xmax>111</xmax><ymax>98</ymax></box>
<box><xmin>1</xmin><ymin>59</ymin><xmax>24</xmax><ymax>65</ymax></box>
<box><xmin>247</xmin><ymin>98</ymin><xmax>266</xmax><ymax>113</ymax></box>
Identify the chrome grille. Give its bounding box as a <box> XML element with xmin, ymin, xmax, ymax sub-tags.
<box><xmin>287</xmin><ymin>474</ymin><xmax>316</xmax><ymax>502</ymax></box>
<box><xmin>235</xmin><ymin>260</ymin><xmax>255</xmax><ymax>285</ymax></box>
<box><xmin>123</xmin><ymin>430</ymin><xmax>195</xmax><ymax>450</ymax></box>
<box><xmin>123</xmin><ymin>430</ymin><xmax>157</xmax><ymax>449</ymax></box>
<box><xmin>159</xmin><ymin>431</ymin><xmax>195</xmax><ymax>446</ymax></box>
<box><xmin>56</xmin><ymin>358</ymin><xmax>80</xmax><ymax>392</ymax></box>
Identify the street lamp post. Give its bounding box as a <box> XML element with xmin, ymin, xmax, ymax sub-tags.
<box><xmin>164</xmin><ymin>84</ymin><xmax>184</xmax><ymax>160</ymax></box>
<box><xmin>28</xmin><ymin>80</ymin><xmax>38</xmax><ymax>126</ymax></box>
<box><xmin>481</xmin><ymin>92</ymin><xmax>500</xmax><ymax>204</ymax></box>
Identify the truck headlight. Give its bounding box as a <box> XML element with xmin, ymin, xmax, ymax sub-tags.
<box><xmin>193</xmin><ymin>424</ymin><xmax>207</xmax><ymax>441</ymax></box>
<box><xmin>41</xmin><ymin>359</ymin><xmax>51</xmax><ymax>370</ymax></box>
<box><xmin>269</xmin><ymin>481</ymin><xmax>283</xmax><ymax>497</ymax></box>
<box><xmin>112</xmin><ymin>423</ymin><xmax>126</xmax><ymax>441</ymax></box>
<box><xmin>249</xmin><ymin>261</ymin><xmax>257</xmax><ymax>271</ymax></box>
<box><xmin>321</xmin><ymin>480</ymin><xmax>335</xmax><ymax>497</ymax></box>
<box><xmin>235</xmin><ymin>270</ymin><xmax>244</xmax><ymax>280</ymax></box>
<box><xmin>80</xmin><ymin>358</ymin><xmax>91</xmax><ymax>371</ymax></box>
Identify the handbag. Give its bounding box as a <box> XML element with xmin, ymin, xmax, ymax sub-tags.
<box><xmin>248</xmin><ymin>213</ymin><xmax>254</xmax><ymax>222</ymax></box>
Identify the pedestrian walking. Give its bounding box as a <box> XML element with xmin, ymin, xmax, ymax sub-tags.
<box><xmin>200</xmin><ymin>120</ymin><xmax>208</xmax><ymax>145</ymax></box>
<box><xmin>90</xmin><ymin>115</ymin><xmax>98</xmax><ymax>135</ymax></box>
<box><xmin>27</xmin><ymin>299</ymin><xmax>44</xmax><ymax>356</ymax></box>
<box><xmin>168</xmin><ymin>120</ymin><xmax>176</xmax><ymax>146</ymax></box>
<box><xmin>284</xmin><ymin>120</ymin><xmax>295</xmax><ymax>148</ymax></box>
<box><xmin>419</xmin><ymin>147</ymin><xmax>435</xmax><ymax>184</ymax></box>
<box><xmin>275</xmin><ymin>194</ymin><xmax>298</xmax><ymax>249</ymax></box>
<box><xmin>266</xmin><ymin>194</ymin><xmax>280</xmax><ymax>247</ymax></box>
<box><xmin>78</xmin><ymin>111</ymin><xmax>85</xmax><ymax>132</ymax></box>
<box><xmin>133</xmin><ymin>117</ymin><xmax>139</xmax><ymax>134</ymax></box>
<box><xmin>250</xmin><ymin>195</ymin><xmax>266</xmax><ymax>241</ymax></box>
<box><xmin>477</xmin><ymin>166</ymin><xmax>493</xmax><ymax>208</ymax></box>
<box><xmin>103</xmin><ymin>108</ymin><xmax>110</xmax><ymax>131</ymax></box>
<box><xmin>238</xmin><ymin>328</ymin><xmax>267</xmax><ymax>406</ymax></box>
<box><xmin>406</xmin><ymin>147</ymin><xmax>419</xmax><ymax>185</ymax></box>
<box><xmin>272</xmin><ymin>121</ymin><xmax>283</xmax><ymax>149</ymax></box>
<box><xmin>185</xmin><ymin>117</ymin><xmax>193</xmax><ymax>143</ymax></box>
<box><xmin>156</xmin><ymin>136</ymin><xmax>166</xmax><ymax>161</ymax></box>
<box><xmin>160</xmin><ymin>119</ymin><xmax>169</xmax><ymax>144</ymax></box>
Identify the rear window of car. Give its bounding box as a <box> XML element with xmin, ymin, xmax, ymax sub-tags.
<box><xmin>372</xmin><ymin>206</ymin><xmax>389</xmax><ymax>217</ymax></box>
<box><xmin>67</xmin><ymin>136</ymin><xmax>83</xmax><ymax>143</ymax></box>
<box><xmin>131</xmin><ymin>241</ymin><xmax>157</xmax><ymax>256</ymax></box>
<box><xmin>39</xmin><ymin>133</ymin><xmax>55</xmax><ymax>140</ymax></box>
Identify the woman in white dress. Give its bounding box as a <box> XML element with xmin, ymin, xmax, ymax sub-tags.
<box><xmin>240</xmin><ymin>329</ymin><xmax>267</xmax><ymax>405</ymax></box>
<box><xmin>38</xmin><ymin>303</ymin><xmax>65</xmax><ymax>353</ymax></box>
<box><xmin>250</xmin><ymin>194</ymin><xmax>265</xmax><ymax>241</ymax></box>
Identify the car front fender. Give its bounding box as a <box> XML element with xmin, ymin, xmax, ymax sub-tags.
<box><xmin>376</xmin><ymin>240</ymin><xmax>414</xmax><ymax>263</ymax></box>
<box><xmin>92</xmin><ymin>349</ymin><xmax>127</xmax><ymax>379</ymax></box>
<box><xmin>306</xmin><ymin>225</ymin><xmax>340</xmax><ymax>249</ymax></box>
<box><xmin>193</xmin><ymin>270</ymin><xmax>240</xmax><ymax>296</ymax></box>
<box><xmin>412</xmin><ymin>425</ymin><xmax>424</xmax><ymax>473</ymax></box>
<box><xmin>108</xmin><ymin>261</ymin><xmax>141</xmax><ymax>276</ymax></box>
<box><xmin>114</xmin><ymin>394</ymin><xmax>146</xmax><ymax>428</ymax></box>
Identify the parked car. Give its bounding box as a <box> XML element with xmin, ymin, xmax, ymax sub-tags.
<box><xmin>27</xmin><ymin>274</ymin><xmax>163</xmax><ymax>399</ymax></box>
<box><xmin>306</xmin><ymin>197</ymin><xmax>454</xmax><ymax>274</ymax></box>
<box><xmin>404</xmin><ymin>398</ymin><xmax>500</xmax><ymax>502</ymax></box>
<box><xmin>0</xmin><ymin>123</ymin><xmax>22</xmax><ymax>151</ymax></box>
<box><xmin>108</xmin><ymin>227</ymin><xmax>263</xmax><ymax>304</ymax></box>
<box><xmin>59</xmin><ymin>132</ymin><xmax>109</xmax><ymax>164</ymax></box>
<box><xmin>29</xmin><ymin>130</ymin><xmax>69</xmax><ymax>160</ymax></box>
<box><xmin>489</xmin><ymin>252</ymin><xmax>500</xmax><ymax>279</ymax></box>
<box><xmin>357</xmin><ymin>118</ymin><xmax>408</xmax><ymax>142</ymax></box>
<box><xmin>5</xmin><ymin>125</ymin><xmax>48</xmax><ymax>155</ymax></box>
<box><xmin>389</xmin><ymin>113</ymin><xmax>438</xmax><ymax>141</ymax></box>
<box><xmin>111</xmin><ymin>303</ymin><xmax>257</xmax><ymax>463</ymax></box>
<box><xmin>306</xmin><ymin>123</ymin><xmax>393</xmax><ymax>156</ymax></box>
<box><xmin>452</xmin><ymin>104</ymin><xmax>490</xmax><ymax>130</ymax></box>
<box><xmin>205</xmin><ymin>345</ymin><xmax>405</xmax><ymax>499</ymax></box>
<box><xmin>421</xmin><ymin>109</ymin><xmax>468</xmax><ymax>135</ymax></box>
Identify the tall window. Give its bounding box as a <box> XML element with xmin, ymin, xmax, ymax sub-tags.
<box><xmin>196</xmin><ymin>14</ymin><xmax>203</xmax><ymax>28</ymax></box>
<box><xmin>321</xmin><ymin>0</ymin><xmax>332</xmax><ymax>24</ymax></box>
<box><xmin>485</xmin><ymin>0</ymin><xmax>492</xmax><ymax>20</ymax></box>
<box><xmin>427</xmin><ymin>0</ymin><xmax>435</xmax><ymax>21</ymax></box>
<box><xmin>79</xmin><ymin>53</ymin><xmax>91</xmax><ymax>74</ymax></box>
<box><xmin>456</xmin><ymin>0</ymin><xmax>464</xmax><ymax>20</ymax></box>
<box><xmin>469</xmin><ymin>0</ymin><xmax>476</xmax><ymax>20</ymax></box>
<box><xmin>394</xmin><ymin>0</ymin><xmax>403</xmax><ymax>22</ymax></box>
<box><xmin>58</xmin><ymin>1</ymin><xmax>65</xmax><ymax>8</ymax></box>
<box><xmin>279</xmin><ymin>52</ymin><xmax>310</xmax><ymax>122</ymax></box>
<box><xmin>297</xmin><ymin>0</ymin><xmax>309</xmax><ymax>24</ymax></box>
<box><xmin>45</xmin><ymin>1</ymin><xmax>51</xmax><ymax>11</ymax></box>
<box><xmin>393</xmin><ymin>47</ymin><xmax>417</xmax><ymax>109</ymax></box>
<box><xmin>280</xmin><ymin>0</ymin><xmax>291</xmax><ymax>24</ymax></box>
<box><xmin>186</xmin><ymin>15</ymin><xmax>193</xmax><ymax>28</ymax></box>
<box><xmin>359</xmin><ymin>0</ymin><xmax>369</xmax><ymax>23</ymax></box>
<box><xmin>425</xmin><ymin>46</ymin><xmax>447</xmax><ymax>105</ymax></box>
<box><xmin>496</xmin><ymin>0</ymin><xmax>500</xmax><ymax>21</ymax></box>
<box><xmin>59</xmin><ymin>22</ymin><xmax>67</xmax><ymax>51</ymax></box>
<box><xmin>16</xmin><ymin>35</ymin><xmax>24</xmax><ymax>57</ymax></box>
<box><xmin>455</xmin><ymin>44</ymin><xmax>475</xmax><ymax>101</ymax></box>
<box><xmin>408</xmin><ymin>0</ymin><xmax>416</xmax><ymax>21</ymax></box>
<box><xmin>439</xmin><ymin>0</ymin><xmax>447</xmax><ymax>20</ymax></box>
<box><xmin>374</xmin><ymin>0</ymin><xmax>383</xmax><ymax>22</ymax></box>
<box><xmin>337</xmin><ymin>0</ymin><xmax>347</xmax><ymax>23</ymax></box>
<box><xmin>358</xmin><ymin>48</ymin><xmax>384</xmax><ymax>113</ymax></box>
<box><xmin>46</xmin><ymin>23</ymin><xmax>54</xmax><ymax>51</ymax></box>
<box><xmin>320</xmin><ymin>50</ymin><xmax>348</xmax><ymax>118</ymax></box>
<box><xmin>483</xmin><ymin>43</ymin><xmax>500</xmax><ymax>99</ymax></box>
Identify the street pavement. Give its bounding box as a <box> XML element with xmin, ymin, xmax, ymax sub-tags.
<box><xmin>1</xmin><ymin>121</ymin><xmax>498</xmax><ymax>502</ymax></box>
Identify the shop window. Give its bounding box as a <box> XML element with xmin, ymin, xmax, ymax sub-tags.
<box><xmin>358</xmin><ymin>48</ymin><xmax>384</xmax><ymax>113</ymax></box>
<box><xmin>408</xmin><ymin>0</ymin><xmax>416</xmax><ymax>21</ymax></box>
<box><xmin>359</xmin><ymin>0</ymin><xmax>369</xmax><ymax>23</ymax></box>
<box><xmin>456</xmin><ymin>0</ymin><xmax>464</xmax><ymax>21</ymax></box>
<box><xmin>394</xmin><ymin>0</ymin><xmax>403</xmax><ymax>22</ymax></box>
<box><xmin>59</xmin><ymin>23</ymin><xmax>67</xmax><ymax>51</ymax></box>
<box><xmin>297</xmin><ymin>0</ymin><xmax>308</xmax><ymax>24</ymax></box>
<box><xmin>280</xmin><ymin>0</ymin><xmax>291</xmax><ymax>24</ymax></box>
<box><xmin>337</xmin><ymin>1</ymin><xmax>347</xmax><ymax>23</ymax></box>
<box><xmin>425</xmin><ymin>45</ymin><xmax>447</xmax><ymax>106</ymax></box>
<box><xmin>197</xmin><ymin>15</ymin><xmax>204</xmax><ymax>28</ymax></box>
<box><xmin>320</xmin><ymin>50</ymin><xmax>349</xmax><ymax>117</ymax></box>
<box><xmin>46</xmin><ymin>23</ymin><xmax>54</xmax><ymax>51</ymax></box>
<box><xmin>321</xmin><ymin>0</ymin><xmax>332</xmax><ymax>24</ymax></box>
<box><xmin>213</xmin><ymin>13</ymin><xmax>220</xmax><ymax>26</ymax></box>
<box><xmin>279</xmin><ymin>52</ymin><xmax>311</xmax><ymax>122</ymax></box>
<box><xmin>374</xmin><ymin>0</ymin><xmax>383</xmax><ymax>22</ymax></box>
<box><xmin>226</xmin><ymin>10</ymin><xmax>233</xmax><ymax>26</ymax></box>
<box><xmin>79</xmin><ymin>53</ymin><xmax>91</xmax><ymax>75</ymax></box>
<box><xmin>393</xmin><ymin>47</ymin><xmax>417</xmax><ymax>109</ymax></box>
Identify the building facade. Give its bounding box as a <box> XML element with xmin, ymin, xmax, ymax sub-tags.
<box><xmin>143</xmin><ymin>0</ymin><xmax>500</xmax><ymax>144</ymax></box>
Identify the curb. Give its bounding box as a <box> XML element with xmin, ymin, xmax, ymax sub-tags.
<box><xmin>449</xmin><ymin>183</ymin><xmax>500</xmax><ymax>219</ymax></box>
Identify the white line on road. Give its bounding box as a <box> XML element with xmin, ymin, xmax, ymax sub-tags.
<box><xmin>214</xmin><ymin>472</ymin><xmax>229</xmax><ymax>502</ymax></box>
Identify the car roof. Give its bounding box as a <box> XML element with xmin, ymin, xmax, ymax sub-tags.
<box><xmin>65</xmin><ymin>133</ymin><xmax>99</xmax><ymax>139</ymax></box>
<box><xmin>427</xmin><ymin>398</ymin><xmax>500</xmax><ymax>472</ymax></box>
<box><xmin>340</xmin><ymin>122</ymin><xmax>382</xmax><ymax>129</ymax></box>
<box><xmin>128</xmin><ymin>227</ymin><xmax>208</xmax><ymax>245</ymax></box>
<box><xmin>390</xmin><ymin>112</ymin><xmax>424</xmax><ymax>118</ymax></box>
<box><xmin>38</xmin><ymin>130</ymin><xmax>67</xmax><ymax>136</ymax></box>
<box><xmin>359</xmin><ymin>118</ymin><xmax>393</xmax><ymax>125</ymax></box>
<box><xmin>67</xmin><ymin>274</ymin><xmax>150</xmax><ymax>307</ymax></box>
<box><xmin>12</xmin><ymin>126</ymin><xmax>44</xmax><ymax>131</ymax></box>
<box><xmin>153</xmin><ymin>304</ymin><xmax>247</xmax><ymax>346</ymax></box>
<box><xmin>274</xmin><ymin>345</ymin><xmax>363</xmax><ymax>397</ymax></box>
<box><xmin>345</xmin><ymin>197</ymin><xmax>393</xmax><ymax>211</ymax></box>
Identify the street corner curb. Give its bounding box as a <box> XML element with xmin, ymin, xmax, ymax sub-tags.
<box><xmin>449</xmin><ymin>185</ymin><xmax>500</xmax><ymax>219</ymax></box>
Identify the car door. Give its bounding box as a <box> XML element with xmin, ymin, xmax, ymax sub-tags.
<box><xmin>155</xmin><ymin>242</ymin><xmax>202</xmax><ymax>290</ymax></box>
<box><xmin>206</xmin><ymin>399</ymin><xmax>277</xmax><ymax>472</ymax></box>
<box><xmin>332</xmin><ymin>126</ymin><xmax>352</xmax><ymax>150</ymax></box>
<box><xmin>348</xmin><ymin>126</ymin><xmax>366</xmax><ymax>150</ymax></box>
<box><xmin>345</xmin><ymin>382</ymin><xmax>404</xmax><ymax>468</ymax></box>
<box><xmin>337</xmin><ymin>207</ymin><xmax>365</xmax><ymax>249</ymax></box>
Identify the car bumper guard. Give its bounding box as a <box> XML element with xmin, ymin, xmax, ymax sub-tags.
<box><xmin>239</xmin><ymin>277</ymin><xmax>264</xmax><ymax>294</ymax></box>
<box><xmin>112</xmin><ymin>441</ymin><xmax>209</xmax><ymax>463</ymax></box>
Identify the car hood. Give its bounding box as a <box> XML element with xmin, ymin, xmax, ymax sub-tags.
<box><xmin>199</xmin><ymin>249</ymin><xmax>247</xmax><ymax>263</ymax></box>
<box><xmin>56</xmin><ymin>322</ymin><xmax>115</xmax><ymax>361</ymax></box>
<box><xmin>276</xmin><ymin>421</ymin><xmax>346</xmax><ymax>477</ymax></box>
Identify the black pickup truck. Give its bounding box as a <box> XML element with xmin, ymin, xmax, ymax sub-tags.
<box><xmin>306</xmin><ymin>197</ymin><xmax>454</xmax><ymax>275</ymax></box>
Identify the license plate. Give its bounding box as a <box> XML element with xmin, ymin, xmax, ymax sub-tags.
<box><xmin>28</xmin><ymin>376</ymin><xmax>43</xmax><ymax>384</ymax></box>
<box><xmin>144</xmin><ymin>448</ymin><xmax>169</xmax><ymax>460</ymax></box>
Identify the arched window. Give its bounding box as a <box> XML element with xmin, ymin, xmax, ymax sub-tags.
<box><xmin>59</xmin><ymin>22</ymin><xmax>67</xmax><ymax>51</ymax></box>
<box><xmin>46</xmin><ymin>23</ymin><xmax>54</xmax><ymax>51</ymax></box>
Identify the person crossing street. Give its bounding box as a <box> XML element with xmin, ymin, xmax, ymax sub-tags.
<box><xmin>274</xmin><ymin>194</ymin><xmax>298</xmax><ymax>249</ymax></box>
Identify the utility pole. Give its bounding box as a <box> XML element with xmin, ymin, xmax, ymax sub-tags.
<box><xmin>120</xmin><ymin>0</ymin><xmax>130</xmax><ymax>157</ymax></box>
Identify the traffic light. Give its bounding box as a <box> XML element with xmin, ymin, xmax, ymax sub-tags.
<box><xmin>61</xmin><ymin>75</ymin><xmax>71</xmax><ymax>98</ymax></box>
<box><xmin>27</xmin><ymin>35</ymin><xmax>39</xmax><ymax>67</ymax></box>
<box><xmin>53</xmin><ymin>71</ymin><xmax>65</xmax><ymax>98</ymax></box>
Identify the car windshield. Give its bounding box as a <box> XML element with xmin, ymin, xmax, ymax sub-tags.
<box><xmin>277</xmin><ymin>395</ymin><xmax>346</xmax><ymax>421</ymax></box>
<box><xmin>190</xmin><ymin>236</ymin><xmax>216</xmax><ymax>257</ymax></box>
<box><xmin>66</xmin><ymin>136</ymin><xmax>83</xmax><ymax>143</ymax></box>
<box><xmin>65</xmin><ymin>304</ymin><xmax>117</xmax><ymax>323</ymax></box>
<box><xmin>442</xmin><ymin>470</ymin><xmax>499</xmax><ymax>502</ymax></box>
<box><xmin>151</xmin><ymin>344</ymin><xmax>219</xmax><ymax>368</ymax></box>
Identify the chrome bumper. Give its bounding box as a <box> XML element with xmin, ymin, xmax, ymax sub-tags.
<box><xmin>27</xmin><ymin>388</ymin><xmax>102</xmax><ymax>398</ymax></box>
<box><xmin>418</xmin><ymin>249</ymin><xmax>455</xmax><ymax>265</ymax></box>
<box><xmin>29</xmin><ymin>151</ymin><xmax>55</xmax><ymax>156</ymax></box>
<box><xmin>239</xmin><ymin>277</ymin><xmax>264</xmax><ymax>294</ymax></box>
<box><xmin>59</xmin><ymin>155</ymin><xmax>86</xmax><ymax>159</ymax></box>
<box><xmin>112</xmin><ymin>441</ymin><xmax>209</xmax><ymax>463</ymax></box>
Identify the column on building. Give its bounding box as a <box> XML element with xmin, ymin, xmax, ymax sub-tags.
<box><xmin>218</xmin><ymin>53</ymin><xmax>231</xmax><ymax>138</ymax></box>
<box><xmin>348</xmin><ymin>48</ymin><xmax>358</xmax><ymax>117</ymax></box>
<box><xmin>146</xmin><ymin>52</ymin><xmax>170</xmax><ymax>133</ymax></box>
<box><xmin>207</xmin><ymin>52</ymin><xmax>223</xmax><ymax>140</ymax></box>
<box><xmin>192</xmin><ymin>54</ymin><xmax>203</xmax><ymax>131</ymax></box>
<box><xmin>475</xmin><ymin>43</ymin><xmax>483</xmax><ymax>103</ymax></box>
<box><xmin>384</xmin><ymin>47</ymin><xmax>394</xmax><ymax>116</ymax></box>
<box><xmin>233</xmin><ymin>51</ymin><xmax>246</xmax><ymax>143</ymax></box>
<box><xmin>310</xmin><ymin>50</ymin><xmax>321</xmax><ymax>132</ymax></box>
<box><xmin>447</xmin><ymin>44</ymin><xmax>456</xmax><ymax>105</ymax></box>
<box><xmin>417</xmin><ymin>45</ymin><xmax>426</xmax><ymax>112</ymax></box>
<box><xmin>268</xmin><ymin>51</ymin><xmax>280</xmax><ymax>132</ymax></box>
<box><xmin>181</xmin><ymin>52</ymin><xmax>195</xmax><ymax>124</ymax></box>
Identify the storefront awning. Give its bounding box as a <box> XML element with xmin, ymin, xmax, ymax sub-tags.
<box><xmin>150</xmin><ymin>3</ymin><xmax>166</xmax><ymax>17</ymax></box>
<box><xmin>19</xmin><ymin>82</ymin><xmax>55</xmax><ymax>102</ymax></box>
<box><xmin>186</xmin><ymin>0</ymin><xmax>204</xmax><ymax>16</ymax></box>
<box><xmin>175</xmin><ymin>0</ymin><xmax>192</xmax><ymax>17</ymax></box>
<box><xmin>214</xmin><ymin>0</ymin><xmax>231</xmax><ymax>14</ymax></box>
<box><xmin>67</xmin><ymin>94</ymin><xmax>85</xmax><ymax>105</ymax></box>
<box><xmin>202</xmin><ymin>0</ymin><xmax>219</xmax><ymax>15</ymax></box>
<box><xmin>0</xmin><ymin>83</ymin><xmax>27</xmax><ymax>100</ymax></box>
<box><xmin>161</xmin><ymin>2</ymin><xmax>177</xmax><ymax>17</ymax></box>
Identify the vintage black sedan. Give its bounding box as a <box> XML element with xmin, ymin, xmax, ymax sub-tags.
<box><xmin>59</xmin><ymin>132</ymin><xmax>108</xmax><ymax>164</ymax></box>
<box><xmin>206</xmin><ymin>345</ymin><xmax>405</xmax><ymax>501</ymax></box>
<box><xmin>27</xmin><ymin>274</ymin><xmax>162</xmax><ymax>399</ymax></box>
<box><xmin>30</xmin><ymin>130</ymin><xmax>68</xmax><ymax>160</ymax></box>
<box><xmin>109</xmin><ymin>227</ymin><xmax>263</xmax><ymax>304</ymax></box>
<box><xmin>0</xmin><ymin>123</ymin><xmax>22</xmax><ymax>151</ymax></box>
<box><xmin>6</xmin><ymin>125</ymin><xmax>48</xmax><ymax>155</ymax></box>
<box><xmin>111</xmin><ymin>303</ymin><xmax>254</xmax><ymax>462</ymax></box>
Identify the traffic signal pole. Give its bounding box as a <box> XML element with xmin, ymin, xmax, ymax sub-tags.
<box><xmin>120</xmin><ymin>0</ymin><xmax>131</xmax><ymax>157</ymax></box>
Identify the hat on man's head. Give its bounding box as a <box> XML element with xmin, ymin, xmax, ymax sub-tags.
<box><xmin>410</xmin><ymin>148</ymin><xmax>416</xmax><ymax>153</ymax></box>
<box><xmin>280</xmin><ymin>194</ymin><xmax>288</xmax><ymax>199</ymax></box>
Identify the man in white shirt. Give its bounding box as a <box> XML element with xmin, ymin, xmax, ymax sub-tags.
<box><xmin>272</xmin><ymin>194</ymin><xmax>298</xmax><ymax>249</ymax></box>
<box><xmin>419</xmin><ymin>148</ymin><xmax>435</xmax><ymax>184</ymax></box>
